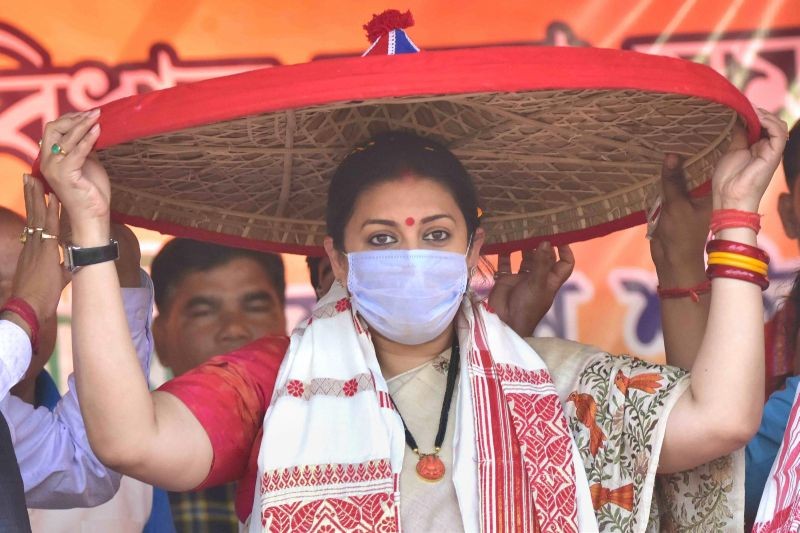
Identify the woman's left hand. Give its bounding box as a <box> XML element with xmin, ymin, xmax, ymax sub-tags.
<box><xmin>712</xmin><ymin>109</ymin><xmax>789</xmax><ymax>212</ymax></box>
<box><xmin>488</xmin><ymin>243</ymin><xmax>575</xmax><ymax>337</ymax></box>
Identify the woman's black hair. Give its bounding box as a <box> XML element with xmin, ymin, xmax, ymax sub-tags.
<box><xmin>326</xmin><ymin>131</ymin><xmax>480</xmax><ymax>250</ymax></box>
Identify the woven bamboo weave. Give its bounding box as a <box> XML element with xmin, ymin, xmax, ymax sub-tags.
<box><xmin>97</xmin><ymin>88</ymin><xmax>737</xmax><ymax>253</ymax></box>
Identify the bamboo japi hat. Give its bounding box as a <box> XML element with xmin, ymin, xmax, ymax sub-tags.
<box><xmin>42</xmin><ymin>10</ymin><xmax>759</xmax><ymax>255</ymax></box>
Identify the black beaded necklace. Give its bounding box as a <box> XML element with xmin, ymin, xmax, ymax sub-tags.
<box><xmin>390</xmin><ymin>337</ymin><xmax>460</xmax><ymax>482</ymax></box>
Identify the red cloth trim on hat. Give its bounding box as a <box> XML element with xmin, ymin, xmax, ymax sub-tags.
<box><xmin>79</xmin><ymin>46</ymin><xmax>763</xmax><ymax>150</ymax></box>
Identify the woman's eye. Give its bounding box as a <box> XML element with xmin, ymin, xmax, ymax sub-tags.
<box><xmin>368</xmin><ymin>233</ymin><xmax>398</xmax><ymax>246</ymax></box>
<box><xmin>423</xmin><ymin>230</ymin><xmax>450</xmax><ymax>242</ymax></box>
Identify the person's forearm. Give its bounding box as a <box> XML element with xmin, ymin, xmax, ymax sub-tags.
<box><xmin>656</xmin><ymin>255</ymin><xmax>710</xmax><ymax>370</ymax></box>
<box><xmin>688</xmin><ymin>227</ymin><xmax>764</xmax><ymax>441</ymax></box>
<box><xmin>71</xmin><ymin>259</ymin><xmax>157</xmax><ymax>470</ymax></box>
<box><xmin>660</xmin><ymin>227</ymin><xmax>765</xmax><ymax>473</ymax></box>
<box><xmin>67</xmin><ymin>263</ymin><xmax>209</xmax><ymax>490</ymax></box>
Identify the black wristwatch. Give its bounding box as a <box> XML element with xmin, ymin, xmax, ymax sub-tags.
<box><xmin>63</xmin><ymin>240</ymin><xmax>120</xmax><ymax>273</ymax></box>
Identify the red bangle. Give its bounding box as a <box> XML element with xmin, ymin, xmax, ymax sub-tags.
<box><xmin>709</xmin><ymin>209</ymin><xmax>761</xmax><ymax>234</ymax></box>
<box><xmin>0</xmin><ymin>297</ymin><xmax>40</xmax><ymax>351</ymax></box>
<box><xmin>657</xmin><ymin>280</ymin><xmax>712</xmax><ymax>302</ymax></box>
<box><xmin>706</xmin><ymin>239</ymin><xmax>769</xmax><ymax>264</ymax></box>
<box><xmin>706</xmin><ymin>264</ymin><xmax>769</xmax><ymax>290</ymax></box>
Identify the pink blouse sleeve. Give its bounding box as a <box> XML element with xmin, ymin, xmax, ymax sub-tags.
<box><xmin>158</xmin><ymin>335</ymin><xmax>289</xmax><ymax>488</ymax></box>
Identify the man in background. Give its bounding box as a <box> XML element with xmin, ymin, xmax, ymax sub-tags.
<box><xmin>150</xmin><ymin>238</ymin><xmax>285</xmax><ymax>533</ymax></box>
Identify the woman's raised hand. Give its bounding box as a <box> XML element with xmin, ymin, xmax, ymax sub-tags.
<box><xmin>39</xmin><ymin>110</ymin><xmax>110</xmax><ymax>245</ymax></box>
<box><xmin>712</xmin><ymin>109</ymin><xmax>788</xmax><ymax>212</ymax></box>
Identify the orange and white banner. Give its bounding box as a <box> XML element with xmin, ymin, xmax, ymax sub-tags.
<box><xmin>1</xmin><ymin>1</ymin><xmax>798</xmax><ymax>386</ymax></box>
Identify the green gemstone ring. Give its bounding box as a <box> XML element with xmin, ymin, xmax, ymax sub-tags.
<box><xmin>51</xmin><ymin>143</ymin><xmax>67</xmax><ymax>156</ymax></box>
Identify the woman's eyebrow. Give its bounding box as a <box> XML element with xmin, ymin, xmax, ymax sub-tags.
<box><xmin>361</xmin><ymin>214</ymin><xmax>454</xmax><ymax>228</ymax></box>
<box><xmin>362</xmin><ymin>218</ymin><xmax>398</xmax><ymax>228</ymax></box>
<box><xmin>421</xmin><ymin>214</ymin><xmax>455</xmax><ymax>224</ymax></box>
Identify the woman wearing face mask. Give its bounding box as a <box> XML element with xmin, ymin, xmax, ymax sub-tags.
<box><xmin>37</xmin><ymin>104</ymin><xmax>787</xmax><ymax>531</ymax></box>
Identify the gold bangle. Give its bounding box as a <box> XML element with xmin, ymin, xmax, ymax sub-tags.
<box><xmin>707</xmin><ymin>256</ymin><xmax>768</xmax><ymax>276</ymax></box>
<box><xmin>707</xmin><ymin>257</ymin><xmax>768</xmax><ymax>276</ymax></box>
<box><xmin>707</xmin><ymin>252</ymin><xmax>768</xmax><ymax>273</ymax></box>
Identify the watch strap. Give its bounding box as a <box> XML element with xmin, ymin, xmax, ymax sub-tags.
<box><xmin>67</xmin><ymin>240</ymin><xmax>120</xmax><ymax>269</ymax></box>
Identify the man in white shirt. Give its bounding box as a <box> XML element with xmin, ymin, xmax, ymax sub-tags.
<box><xmin>0</xmin><ymin>176</ymin><xmax>65</xmax><ymax>532</ymax></box>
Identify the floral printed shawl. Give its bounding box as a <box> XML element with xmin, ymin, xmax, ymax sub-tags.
<box><xmin>533</xmin><ymin>337</ymin><xmax>745</xmax><ymax>532</ymax></box>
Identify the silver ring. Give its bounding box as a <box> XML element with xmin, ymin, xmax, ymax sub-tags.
<box><xmin>493</xmin><ymin>271</ymin><xmax>512</xmax><ymax>280</ymax></box>
<box><xmin>39</xmin><ymin>231</ymin><xmax>58</xmax><ymax>240</ymax></box>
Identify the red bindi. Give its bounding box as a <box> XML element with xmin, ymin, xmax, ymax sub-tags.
<box><xmin>405</xmin><ymin>217</ymin><xmax>415</xmax><ymax>226</ymax></box>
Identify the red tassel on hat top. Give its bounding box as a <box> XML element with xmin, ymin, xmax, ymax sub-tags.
<box><xmin>364</xmin><ymin>9</ymin><xmax>415</xmax><ymax>43</ymax></box>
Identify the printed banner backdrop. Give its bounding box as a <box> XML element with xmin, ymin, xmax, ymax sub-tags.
<box><xmin>1</xmin><ymin>0</ymin><xmax>799</xmax><ymax>388</ymax></box>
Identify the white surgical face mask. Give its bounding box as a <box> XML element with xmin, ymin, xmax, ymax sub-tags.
<box><xmin>346</xmin><ymin>247</ymin><xmax>470</xmax><ymax>345</ymax></box>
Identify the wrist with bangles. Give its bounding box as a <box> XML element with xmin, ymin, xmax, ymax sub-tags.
<box><xmin>0</xmin><ymin>297</ymin><xmax>40</xmax><ymax>351</ymax></box>
<box><xmin>656</xmin><ymin>208</ymin><xmax>769</xmax><ymax>301</ymax></box>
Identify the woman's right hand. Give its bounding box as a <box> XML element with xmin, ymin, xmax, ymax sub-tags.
<box><xmin>39</xmin><ymin>109</ymin><xmax>110</xmax><ymax>246</ymax></box>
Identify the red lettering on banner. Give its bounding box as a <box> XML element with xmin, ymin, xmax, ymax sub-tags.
<box><xmin>0</xmin><ymin>22</ymin><xmax>279</xmax><ymax>163</ymax></box>
<box><xmin>0</xmin><ymin>20</ymin><xmax>594</xmax><ymax>165</ymax></box>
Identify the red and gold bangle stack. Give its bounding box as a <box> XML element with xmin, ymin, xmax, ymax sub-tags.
<box><xmin>706</xmin><ymin>239</ymin><xmax>770</xmax><ymax>290</ymax></box>
<box><xmin>0</xmin><ymin>297</ymin><xmax>40</xmax><ymax>351</ymax></box>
